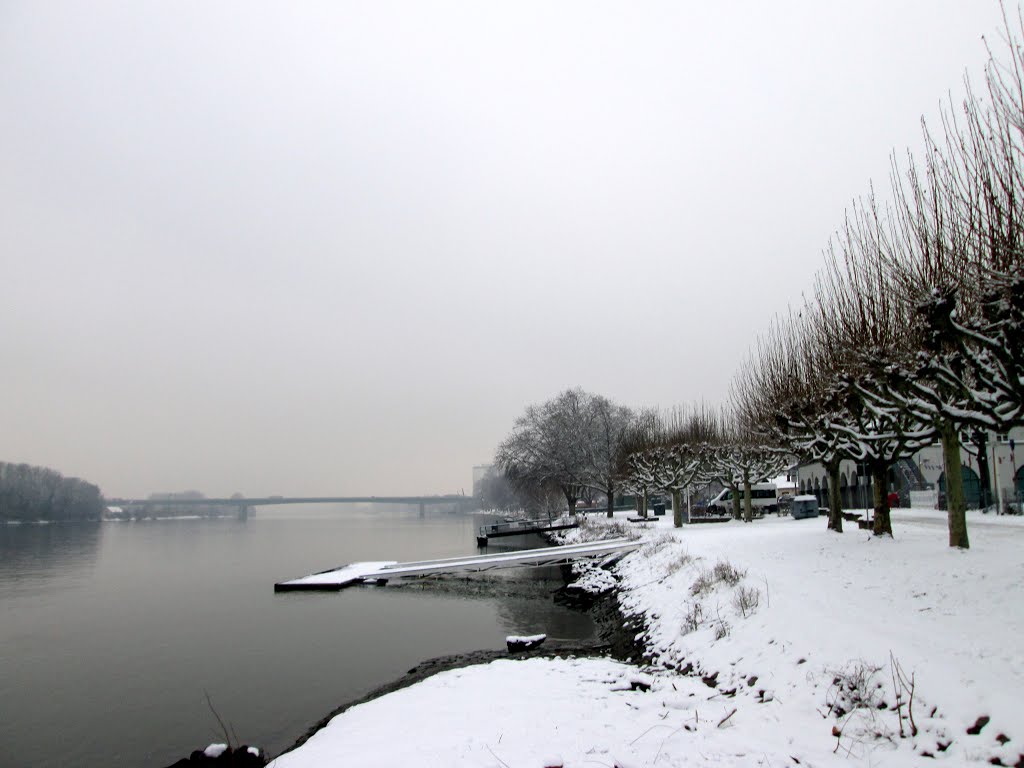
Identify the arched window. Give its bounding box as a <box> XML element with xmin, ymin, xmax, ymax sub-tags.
<box><xmin>938</xmin><ymin>465</ymin><xmax>982</xmax><ymax>509</ymax></box>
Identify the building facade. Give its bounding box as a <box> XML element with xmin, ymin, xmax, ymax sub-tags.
<box><xmin>794</xmin><ymin>428</ymin><xmax>1024</xmax><ymax>511</ymax></box>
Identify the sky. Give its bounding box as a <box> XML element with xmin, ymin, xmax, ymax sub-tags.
<box><xmin>0</xmin><ymin>1</ymin><xmax>1009</xmax><ymax>498</ymax></box>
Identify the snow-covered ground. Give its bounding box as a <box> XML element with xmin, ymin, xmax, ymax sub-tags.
<box><xmin>268</xmin><ymin>508</ymin><xmax>1024</xmax><ymax>768</ymax></box>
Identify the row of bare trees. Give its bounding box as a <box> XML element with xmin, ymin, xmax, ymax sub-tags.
<box><xmin>616</xmin><ymin>405</ymin><xmax>790</xmax><ymax>526</ymax></box>
<box><xmin>730</xmin><ymin>5</ymin><xmax>1024</xmax><ymax>549</ymax></box>
<box><xmin>494</xmin><ymin>10</ymin><xmax>1024</xmax><ymax>549</ymax></box>
<box><xmin>495</xmin><ymin>391</ymin><xmax>791</xmax><ymax>527</ymax></box>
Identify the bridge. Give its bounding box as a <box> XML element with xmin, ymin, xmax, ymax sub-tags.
<box><xmin>107</xmin><ymin>495</ymin><xmax>475</xmax><ymax>519</ymax></box>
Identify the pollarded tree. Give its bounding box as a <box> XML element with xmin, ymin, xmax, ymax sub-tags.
<box><xmin>712</xmin><ymin>411</ymin><xmax>793</xmax><ymax>524</ymax></box>
<box><xmin>657</xmin><ymin>404</ymin><xmax>722</xmax><ymax>527</ymax></box>
<box><xmin>732</xmin><ymin>309</ymin><xmax>850</xmax><ymax>532</ymax></box>
<box><xmin>618</xmin><ymin>408</ymin><xmax>668</xmax><ymax>518</ymax></box>
<box><xmin>841</xmin><ymin>16</ymin><xmax>1024</xmax><ymax>547</ymax></box>
<box><xmin>811</xmin><ymin>199</ymin><xmax>938</xmax><ymax>537</ymax></box>
<box><xmin>618</xmin><ymin>405</ymin><xmax>721</xmax><ymax>526</ymax></box>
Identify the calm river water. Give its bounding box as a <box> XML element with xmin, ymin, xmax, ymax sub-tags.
<box><xmin>0</xmin><ymin>507</ymin><xmax>596</xmax><ymax>768</ymax></box>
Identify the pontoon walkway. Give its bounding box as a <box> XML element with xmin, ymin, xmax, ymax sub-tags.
<box><xmin>476</xmin><ymin>517</ymin><xmax>579</xmax><ymax>545</ymax></box>
<box><xmin>274</xmin><ymin>538</ymin><xmax>639</xmax><ymax>592</ymax></box>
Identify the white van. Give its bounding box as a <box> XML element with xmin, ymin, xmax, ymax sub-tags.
<box><xmin>707</xmin><ymin>483</ymin><xmax>779</xmax><ymax>514</ymax></box>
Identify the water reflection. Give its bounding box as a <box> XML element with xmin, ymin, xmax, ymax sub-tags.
<box><xmin>394</xmin><ymin>570</ymin><xmax>595</xmax><ymax>643</ymax></box>
<box><xmin>0</xmin><ymin>511</ymin><xmax>595</xmax><ymax>768</ymax></box>
<box><xmin>0</xmin><ymin>521</ymin><xmax>102</xmax><ymax>583</ymax></box>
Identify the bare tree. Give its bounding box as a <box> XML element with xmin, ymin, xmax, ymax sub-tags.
<box><xmin>711</xmin><ymin>409</ymin><xmax>792</xmax><ymax>524</ymax></box>
<box><xmin>496</xmin><ymin>388</ymin><xmax>636</xmax><ymax>516</ymax></box>
<box><xmin>496</xmin><ymin>389</ymin><xmax>592</xmax><ymax>514</ymax></box>
<box><xmin>583</xmin><ymin>395</ymin><xmax>636</xmax><ymax>518</ymax></box>
<box><xmin>732</xmin><ymin>309</ymin><xmax>849</xmax><ymax>531</ymax></box>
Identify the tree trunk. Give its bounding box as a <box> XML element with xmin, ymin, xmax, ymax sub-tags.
<box><xmin>563</xmin><ymin>487</ymin><xmax>578</xmax><ymax>516</ymax></box>
<box><xmin>826</xmin><ymin>459</ymin><xmax>843</xmax><ymax>533</ymax></box>
<box><xmin>941</xmin><ymin>420</ymin><xmax>970</xmax><ymax>549</ymax></box>
<box><xmin>641</xmin><ymin>489</ymin><xmax>648</xmax><ymax>519</ymax></box>
<box><xmin>870</xmin><ymin>462</ymin><xmax>892</xmax><ymax>537</ymax></box>
<box><xmin>731</xmin><ymin>486</ymin><xmax>742</xmax><ymax>520</ymax></box>
<box><xmin>606</xmin><ymin>483</ymin><xmax>615</xmax><ymax>519</ymax></box>
<box><xmin>672</xmin><ymin>488</ymin><xmax>683</xmax><ymax>528</ymax></box>
<box><xmin>974</xmin><ymin>431</ymin><xmax>993</xmax><ymax>510</ymax></box>
<box><xmin>743</xmin><ymin>477</ymin><xmax>753</xmax><ymax>523</ymax></box>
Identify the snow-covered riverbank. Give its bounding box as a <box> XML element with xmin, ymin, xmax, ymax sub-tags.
<box><xmin>268</xmin><ymin>508</ymin><xmax>1024</xmax><ymax>767</ymax></box>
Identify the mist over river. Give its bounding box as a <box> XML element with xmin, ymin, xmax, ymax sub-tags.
<box><xmin>0</xmin><ymin>507</ymin><xmax>596</xmax><ymax>768</ymax></box>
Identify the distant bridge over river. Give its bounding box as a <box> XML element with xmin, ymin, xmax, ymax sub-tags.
<box><xmin>107</xmin><ymin>495</ymin><xmax>476</xmax><ymax>519</ymax></box>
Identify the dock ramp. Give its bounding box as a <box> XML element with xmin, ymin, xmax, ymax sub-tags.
<box><xmin>274</xmin><ymin>538</ymin><xmax>639</xmax><ymax>592</ymax></box>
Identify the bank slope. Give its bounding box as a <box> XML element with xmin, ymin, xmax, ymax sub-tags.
<box><xmin>269</xmin><ymin>509</ymin><xmax>1024</xmax><ymax>768</ymax></box>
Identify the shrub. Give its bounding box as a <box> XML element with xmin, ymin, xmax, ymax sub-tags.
<box><xmin>681</xmin><ymin>601</ymin><xmax>705</xmax><ymax>633</ymax></box>
<box><xmin>732</xmin><ymin>585</ymin><xmax>760</xmax><ymax>617</ymax></box>
<box><xmin>713</xmin><ymin>560</ymin><xmax>746</xmax><ymax>586</ymax></box>
<box><xmin>690</xmin><ymin>568</ymin><xmax>716</xmax><ymax>596</ymax></box>
<box><xmin>714</xmin><ymin>617</ymin><xmax>731</xmax><ymax>640</ymax></box>
<box><xmin>826</xmin><ymin>660</ymin><xmax>885</xmax><ymax>718</ymax></box>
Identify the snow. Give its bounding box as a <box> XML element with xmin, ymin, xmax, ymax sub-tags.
<box><xmin>281</xmin><ymin>561</ymin><xmax>397</xmax><ymax>587</ymax></box>
<box><xmin>565</xmin><ymin>560</ymin><xmax>618</xmax><ymax>593</ymax></box>
<box><xmin>204</xmin><ymin>743</ymin><xmax>228</xmax><ymax>758</ymax></box>
<box><xmin>268</xmin><ymin>508</ymin><xmax>1024</xmax><ymax>768</ymax></box>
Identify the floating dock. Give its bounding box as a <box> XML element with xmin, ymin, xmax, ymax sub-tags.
<box><xmin>476</xmin><ymin>517</ymin><xmax>579</xmax><ymax>545</ymax></box>
<box><xmin>274</xmin><ymin>538</ymin><xmax>640</xmax><ymax>592</ymax></box>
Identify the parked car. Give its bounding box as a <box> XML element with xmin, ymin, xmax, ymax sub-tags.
<box><xmin>707</xmin><ymin>483</ymin><xmax>779</xmax><ymax>514</ymax></box>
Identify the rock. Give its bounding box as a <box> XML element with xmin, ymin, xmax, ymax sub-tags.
<box><xmin>967</xmin><ymin>715</ymin><xmax>991</xmax><ymax>735</ymax></box>
<box><xmin>506</xmin><ymin>634</ymin><xmax>546</xmax><ymax>652</ymax></box>
<box><xmin>162</xmin><ymin>744</ymin><xmax>266</xmax><ymax>767</ymax></box>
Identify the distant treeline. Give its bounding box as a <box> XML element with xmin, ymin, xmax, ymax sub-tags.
<box><xmin>125</xmin><ymin>490</ymin><xmax>238</xmax><ymax>519</ymax></box>
<box><xmin>0</xmin><ymin>462</ymin><xmax>105</xmax><ymax>521</ymax></box>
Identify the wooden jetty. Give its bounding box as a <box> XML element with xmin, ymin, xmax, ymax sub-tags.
<box><xmin>476</xmin><ymin>517</ymin><xmax>579</xmax><ymax>546</ymax></box>
<box><xmin>274</xmin><ymin>538</ymin><xmax>640</xmax><ymax>592</ymax></box>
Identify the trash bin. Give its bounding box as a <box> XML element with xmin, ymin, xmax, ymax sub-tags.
<box><xmin>791</xmin><ymin>495</ymin><xmax>819</xmax><ymax>520</ymax></box>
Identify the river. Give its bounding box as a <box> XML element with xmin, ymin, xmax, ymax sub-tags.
<box><xmin>0</xmin><ymin>506</ymin><xmax>596</xmax><ymax>768</ymax></box>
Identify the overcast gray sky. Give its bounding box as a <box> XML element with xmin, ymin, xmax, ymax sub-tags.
<box><xmin>0</xmin><ymin>1</ymin><xmax>1007</xmax><ymax>498</ymax></box>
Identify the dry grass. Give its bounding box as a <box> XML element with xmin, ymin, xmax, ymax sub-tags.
<box><xmin>712</xmin><ymin>560</ymin><xmax>746</xmax><ymax>586</ymax></box>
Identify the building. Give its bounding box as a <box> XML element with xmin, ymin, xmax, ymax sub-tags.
<box><xmin>794</xmin><ymin>428</ymin><xmax>1024</xmax><ymax>511</ymax></box>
